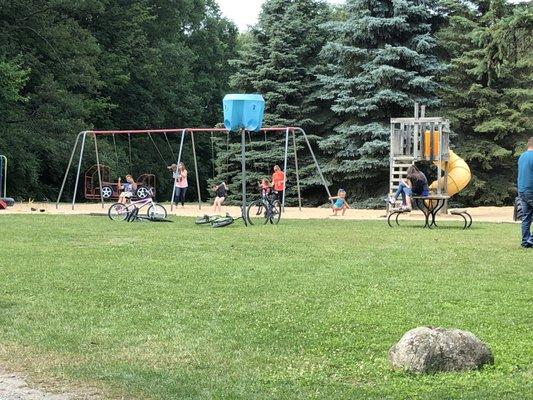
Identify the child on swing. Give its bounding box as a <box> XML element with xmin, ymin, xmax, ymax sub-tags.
<box><xmin>117</xmin><ymin>175</ymin><xmax>137</xmax><ymax>204</ymax></box>
<box><xmin>329</xmin><ymin>189</ymin><xmax>350</xmax><ymax>216</ymax></box>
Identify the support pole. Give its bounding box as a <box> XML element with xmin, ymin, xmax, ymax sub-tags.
<box><xmin>71</xmin><ymin>131</ymin><xmax>87</xmax><ymax>210</ymax></box>
<box><xmin>241</xmin><ymin>129</ymin><xmax>247</xmax><ymax>225</ymax></box>
<box><xmin>56</xmin><ymin>132</ymin><xmax>82</xmax><ymax>209</ymax></box>
<box><xmin>170</xmin><ymin>129</ymin><xmax>186</xmax><ymax>211</ymax></box>
<box><xmin>190</xmin><ymin>131</ymin><xmax>202</xmax><ymax>210</ymax></box>
<box><xmin>93</xmin><ymin>134</ymin><xmax>105</xmax><ymax>209</ymax></box>
<box><xmin>295</xmin><ymin>128</ymin><xmax>332</xmax><ymax>202</ymax></box>
<box><xmin>0</xmin><ymin>155</ymin><xmax>7</xmax><ymax>199</ymax></box>
<box><xmin>282</xmin><ymin>127</ymin><xmax>290</xmax><ymax>210</ymax></box>
<box><xmin>292</xmin><ymin>129</ymin><xmax>302</xmax><ymax>211</ymax></box>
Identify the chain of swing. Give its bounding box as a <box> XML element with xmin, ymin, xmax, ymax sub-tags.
<box><xmin>109</xmin><ymin>132</ymin><xmax>177</xmax><ymax>177</ymax></box>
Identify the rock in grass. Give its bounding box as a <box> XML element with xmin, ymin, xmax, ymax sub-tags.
<box><xmin>389</xmin><ymin>327</ymin><xmax>493</xmax><ymax>373</ymax></box>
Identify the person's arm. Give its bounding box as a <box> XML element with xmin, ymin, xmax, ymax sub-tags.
<box><xmin>329</xmin><ymin>196</ymin><xmax>339</xmax><ymax>200</ymax></box>
<box><xmin>345</xmin><ymin>200</ymin><xmax>351</xmax><ymax>209</ymax></box>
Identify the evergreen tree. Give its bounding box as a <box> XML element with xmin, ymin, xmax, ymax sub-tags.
<box><xmin>0</xmin><ymin>0</ymin><xmax>238</xmax><ymax>201</ymax></box>
<box><xmin>319</xmin><ymin>0</ymin><xmax>444</xmax><ymax>201</ymax></box>
<box><xmin>212</xmin><ymin>0</ymin><xmax>332</xmax><ymax>205</ymax></box>
<box><xmin>438</xmin><ymin>0</ymin><xmax>532</xmax><ymax>205</ymax></box>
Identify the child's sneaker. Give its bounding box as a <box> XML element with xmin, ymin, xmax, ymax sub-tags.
<box><xmin>386</xmin><ymin>196</ymin><xmax>396</xmax><ymax>205</ymax></box>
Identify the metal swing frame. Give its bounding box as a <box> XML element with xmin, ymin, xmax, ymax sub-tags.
<box><xmin>0</xmin><ymin>154</ymin><xmax>7</xmax><ymax>198</ymax></box>
<box><xmin>55</xmin><ymin>127</ymin><xmax>332</xmax><ymax>223</ymax></box>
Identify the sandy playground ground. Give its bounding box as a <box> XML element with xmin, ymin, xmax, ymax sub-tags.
<box><xmin>1</xmin><ymin>201</ymin><xmax>518</xmax><ymax>224</ymax></box>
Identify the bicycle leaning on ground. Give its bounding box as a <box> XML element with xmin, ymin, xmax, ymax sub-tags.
<box><xmin>246</xmin><ymin>192</ymin><xmax>281</xmax><ymax>225</ymax></box>
<box><xmin>108</xmin><ymin>189</ymin><xmax>167</xmax><ymax>221</ymax></box>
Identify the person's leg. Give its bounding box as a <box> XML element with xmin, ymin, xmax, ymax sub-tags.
<box><xmin>394</xmin><ymin>182</ymin><xmax>407</xmax><ymax>200</ymax></box>
<box><xmin>341</xmin><ymin>204</ymin><xmax>347</xmax><ymax>215</ymax></box>
<box><xmin>403</xmin><ymin>186</ymin><xmax>413</xmax><ymax>209</ymax></box>
<box><xmin>180</xmin><ymin>187</ymin><xmax>187</xmax><ymax>207</ymax></box>
<box><xmin>519</xmin><ymin>193</ymin><xmax>533</xmax><ymax>247</ymax></box>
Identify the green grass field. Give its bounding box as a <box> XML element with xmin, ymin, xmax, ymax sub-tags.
<box><xmin>0</xmin><ymin>215</ymin><xmax>531</xmax><ymax>399</ymax></box>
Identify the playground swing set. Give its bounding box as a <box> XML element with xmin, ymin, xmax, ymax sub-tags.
<box><xmin>56</xmin><ymin>94</ymin><xmax>333</xmax><ymax>225</ymax></box>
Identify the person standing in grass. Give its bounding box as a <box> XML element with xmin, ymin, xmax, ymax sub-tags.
<box><xmin>517</xmin><ymin>137</ymin><xmax>533</xmax><ymax>248</ymax></box>
<box><xmin>272</xmin><ymin>165</ymin><xmax>285</xmax><ymax>202</ymax></box>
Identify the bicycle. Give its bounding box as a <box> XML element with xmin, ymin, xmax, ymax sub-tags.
<box><xmin>108</xmin><ymin>190</ymin><xmax>167</xmax><ymax>221</ymax></box>
<box><xmin>246</xmin><ymin>193</ymin><xmax>281</xmax><ymax>225</ymax></box>
<box><xmin>195</xmin><ymin>213</ymin><xmax>242</xmax><ymax>228</ymax></box>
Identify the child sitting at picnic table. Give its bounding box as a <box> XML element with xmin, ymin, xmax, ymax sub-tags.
<box><xmin>117</xmin><ymin>175</ymin><xmax>137</xmax><ymax>204</ymax></box>
<box><xmin>387</xmin><ymin>165</ymin><xmax>429</xmax><ymax>211</ymax></box>
<box><xmin>329</xmin><ymin>189</ymin><xmax>350</xmax><ymax>216</ymax></box>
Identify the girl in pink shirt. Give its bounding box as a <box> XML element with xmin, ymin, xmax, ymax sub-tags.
<box><xmin>172</xmin><ymin>162</ymin><xmax>188</xmax><ymax>207</ymax></box>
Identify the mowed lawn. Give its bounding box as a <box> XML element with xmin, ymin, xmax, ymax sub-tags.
<box><xmin>0</xmin><ymin>214</ymin><xmax>531</xmax><ymax>399</ymax></box>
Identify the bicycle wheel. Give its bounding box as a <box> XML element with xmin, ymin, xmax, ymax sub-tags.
<box><xmin>269</xmin><ymin>200</ymin><xmax>282</xmax><ymax>224</ymax></box>
<box><xmin>212</xmin><ymin>216</ymin><xmax>234</xmax><ymax>228</ymax></box>
<box><xmin>195</xmin><ymin>215</ymin><xmax>221</xmax><ymax>225</ymax></box>
<box><xmin>247</xmin><ymin>200</ymin><xmax>268</xmax><ymax>225</ymax></box>
<box><xmin>108</xmin><ymin>203</ymin><xmax>128</xmax><ymax>221</ymax></box>
<box><xmin>147</xmin><ymin>203</ymin><xmax>167</xmax><ymax>219</ymax></box>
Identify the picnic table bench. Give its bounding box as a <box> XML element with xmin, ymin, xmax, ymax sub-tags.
<box><xmin>387</xmin><ymin>195</ymin><xmax>473</xmax><ymax>229</ymax></box>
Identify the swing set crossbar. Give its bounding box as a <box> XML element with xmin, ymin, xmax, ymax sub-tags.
<box><xmin>88</xmin><ymin>127</ymin><xmax>299</xmax><ymax>135</ymax></box>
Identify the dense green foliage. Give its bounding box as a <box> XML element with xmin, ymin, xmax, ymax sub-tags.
<box><xmin>0</xmin><ymin>0</ymin><xmax>237</xmax><ymax>200</ymax></box>
<box><xmin>319</xmin><ymin>0</ymin><xmax>444</xmax><ymax>199</ymax></box>
<box><xmin>212</xmin><ymin>0</ymin><xmax>332</xmax><ymax>205</ymax></box>
<box><xmin>0</xmin><ymin>215</ymin><xmax>531</xmax><ymax>399</ymax></box>
<box><xmin>437</xmin><ymin>0</ymin><xmax>533</xmax><ymax>206</ymax></box>
<box><xmin>0</xmin><ymin>0</ymin><xmax>531</xmax><ymax>206</ymax></box>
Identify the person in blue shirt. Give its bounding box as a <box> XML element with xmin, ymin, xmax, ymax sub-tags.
<box><xmin>329</xmin><ymin>189</ymin><xmax>350</xmax><ymax>216</ymax></box>
<box><xmin>517</xmin><ymin>137</ymin><xmax>533</xmax><ymax>248</ymax></box>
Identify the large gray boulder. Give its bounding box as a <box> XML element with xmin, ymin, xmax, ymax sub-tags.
<box><xmin>389</xmin><ymin>326</ymin><xmax>493</xmax><ymax>373</ymax></box>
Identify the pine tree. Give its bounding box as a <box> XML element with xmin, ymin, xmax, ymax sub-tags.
<box><xmin>212</xmin><ymin>0</ymin><xmax>332</xmax><ymax>205</ymax></box>
<box><xmin>438</xmin><ymin>0</ymin><xmax>532</xmax><ymax>205</ymax></box>
<box><xmin>319</xmin><ymin>0</ymin><xmax>444</xmax><ymax>202</ymax></box>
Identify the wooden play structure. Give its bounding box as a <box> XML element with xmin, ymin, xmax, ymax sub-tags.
<box><xmin>389</xmin><ymin>103</ymin><xmax>471</xmax><ymax>201</ymax></box>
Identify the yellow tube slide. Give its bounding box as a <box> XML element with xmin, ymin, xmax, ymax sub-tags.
<box><xmin>429</xmin><ymin>150</ymin><xmax>471</xmax><ymax>196</ymax></box>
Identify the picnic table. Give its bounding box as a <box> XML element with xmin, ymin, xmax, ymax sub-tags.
<box><xmin>388</xmin><ymin>195</ymin><xmax>450</xmax><ymax>229</ymax></box>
